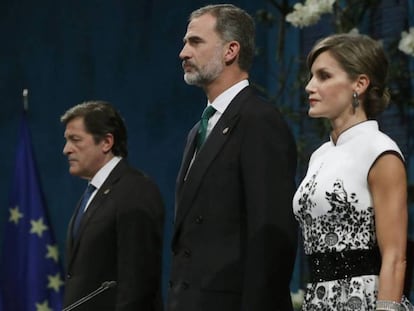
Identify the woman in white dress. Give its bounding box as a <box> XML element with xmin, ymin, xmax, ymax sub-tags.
<box><xmin>293</xmin><ymin>33</ymin><xmax>413</xmax><ymax>310</ymax></box>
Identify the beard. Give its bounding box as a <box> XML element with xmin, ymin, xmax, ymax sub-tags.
<box><xmin>183</xmin><ymin>48</ymin><xmax>224</xmax><ymax>86</ymax></box>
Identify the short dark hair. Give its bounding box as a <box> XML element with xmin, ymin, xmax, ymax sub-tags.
<box><xmin>307</xmin><ymin>33</ymin><xmax>390</xmax><ymax>118</ymax></box>
<box><xmin>190</xmin><ymin>4</ymin><xmax>255</xmax><ymax>71</ymax></box>
<box><xmin>61</xmin><ymin>100</ymin><xmax>128</xmax><ymax>157</ymax></box>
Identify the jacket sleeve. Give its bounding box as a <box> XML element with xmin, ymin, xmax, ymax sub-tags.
<box><xmin>115</xmin><ymin>175</ymin><xmax>165</xmax><ymax>311</ymax></box>
<box><xmin>240</xmin><ymin>106</ymin><xmax>298</xmax><ymax>310</ymax></box>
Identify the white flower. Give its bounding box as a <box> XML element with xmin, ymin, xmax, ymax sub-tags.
<box><xmin>307</xmin><ymin>0</ymin><xmax>335</xmax><ymax>14</ymax></box>
<box><xmin>286</xmin><ymin>3</ymin><xmax>319</xmax><ymax>28</ymax></box>
<box><xmin>398</xmin><ymin>27</ymin><xmax>414</xmax><ymax>57</ymax></box>
<box><xmin>286</xmin><ymin>0</ymin><xmax>336</xmax><ymax>28</ymax></box>
<box><xmin>291</xmin><ymin>289</ymin><xmax>305</xmax><ymax>309</ymax></box>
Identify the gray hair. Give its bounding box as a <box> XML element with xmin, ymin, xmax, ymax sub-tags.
<box><xmin>190</xmin><ymin>4</ymin><xmax>255</xmax><ymax>71</ymax></box>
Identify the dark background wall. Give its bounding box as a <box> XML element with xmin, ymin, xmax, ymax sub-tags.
<box><xmin>0</xmin><ymin>0</ymin><xmax>272</xmax><ymax>298</ymax></box>
<box><xmin>1</xmin><ymin>0</ymin><xmax>413</xmax><ymax>302</ymax></box>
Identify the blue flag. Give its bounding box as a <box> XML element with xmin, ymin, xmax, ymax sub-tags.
<box><xmin>0</xmin><ymin>112</ymin><xmax>64</xmax><ymax>310</ymax></box>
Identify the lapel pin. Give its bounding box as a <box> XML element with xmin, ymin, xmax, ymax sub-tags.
<box><xmin>104</xmin><ymin>189</ymin><xmax>111</xmax><ymax>195</ymax></box>
<box><xmin>222</xmin><ymin>127</ymin><xmax>229</xmax><ymax>135</ymax></box>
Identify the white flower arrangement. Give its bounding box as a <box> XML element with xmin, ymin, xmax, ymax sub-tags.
<box><xmin>286</xmin><ymin>0</ymin><xmax>414</xmax><ymax>60</ymax></box>
<box><xmin>291</xmin><ymin>289</ymin><xmax>305</xmax><ymax>310</ymax></box>
<box><xmin>286</xmin><ymin>0</ymin><xmax>336</xmax><ymax>28</ymax></box>
<box><xmin>398</xmin><ymin>27</ymin><xmax>414</xmax><ymax>57</ymax></box>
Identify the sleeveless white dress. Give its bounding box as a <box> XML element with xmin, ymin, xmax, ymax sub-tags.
<box><xmin>293</xmin><ymin>121</ymin><xmax>413</xmax><ymax>310</ymax></box>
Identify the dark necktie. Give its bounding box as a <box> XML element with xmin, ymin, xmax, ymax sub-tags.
<box><xmin>72</xmin><ymin>183</ymin><xmax>96</xmax><ymax>238</ymax></box>
<box><xmin>197</xmin><ymin>105</ymin><xmax>216</xmax><ymax>150</ymax></box>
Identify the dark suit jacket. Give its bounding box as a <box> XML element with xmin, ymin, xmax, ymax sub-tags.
<box><xmin>167</xmin><ymin>86</ymin><xmax>298</xmax><ymax>311</ymax></box>
<box><xmin>63</xmin><ymin>159</ymin><xmax>164</xmax><ymax>311</ymax></box>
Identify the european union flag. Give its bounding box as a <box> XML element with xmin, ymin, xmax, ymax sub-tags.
<box><xmin>0</xmin><ymin>112</ymin><xmax>64</xmax><ymax>310</ymax></box>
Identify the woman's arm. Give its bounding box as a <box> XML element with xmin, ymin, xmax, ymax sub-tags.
<box><xmin>369</xmin><ymin>152</ymin><xmax>407</xmax><ymax>303</ymax></box>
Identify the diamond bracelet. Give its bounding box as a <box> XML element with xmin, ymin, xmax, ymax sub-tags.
<box><xmin>376</xmin><ymin>300</ymin><xmax>402</xmax><ymax>311</ymax></box>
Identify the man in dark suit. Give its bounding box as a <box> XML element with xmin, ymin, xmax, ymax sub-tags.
<box><xmin>61</xmin><ymin>101</ymin><xmax>164</xmax><ymax>311</ymax></box>
<box><xmin>167</xmin><ymin>4</ymin><xmax>298</xmax><ymax>311</ymax></box>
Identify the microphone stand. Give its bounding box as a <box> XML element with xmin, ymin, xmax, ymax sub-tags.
<box><xmin>62</xmin><ymin>281</ymin><xmax>117</xmax><ymax>311</ymax></box>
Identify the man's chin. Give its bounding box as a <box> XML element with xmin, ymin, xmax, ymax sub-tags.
<box><xmin>68</xmin><ymin>167</ymin><xmax>80</xmax><ymax>177</ymax></box>
<box><xmin>184</xmin><ymin>74</ymin><xmax>201</xmax><ymax>86</ymax></box>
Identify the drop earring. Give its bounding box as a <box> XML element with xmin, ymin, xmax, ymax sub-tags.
<box><xmin>352</xmin><ymin>91</ymin><xmax>359</xmax><ymax>113</ymax></box>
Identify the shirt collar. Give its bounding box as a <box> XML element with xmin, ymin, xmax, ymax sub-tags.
<box><xmin>208</xmin><ymin>80</ymin><xmax>249</xmax><ymax>113</ymax></box>
<box><xmin>89</xmin><ymin>156</ymin><xmax>122</xmax><ymax>189</ymax></box>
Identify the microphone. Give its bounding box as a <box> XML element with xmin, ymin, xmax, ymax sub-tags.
<box><xmin>62</xmin><ymin>281</ymin><xmax>117</xmax><ymax>311</ymax></box>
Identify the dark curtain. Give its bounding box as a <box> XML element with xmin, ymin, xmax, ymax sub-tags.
<box><xmin>1</xmin><ymin>0</ymin><xmax>413</xmax><ymax>302</ymax></box>
<box><xmin>0</xmin><ymin>0</ymin><xmax>270</xmax><ymax>300</ymax></box>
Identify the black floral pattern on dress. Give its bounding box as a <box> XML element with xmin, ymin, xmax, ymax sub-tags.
<box><xmin>295</xmin><ymin>168</ymin><xmax>414</xmax><ymax>310</ymax></box>
<box><xmin>295</xmin><ymin>167</ymin><xmax>379</xmax><ymax>310</ymax></box>
<box><xmin>294</xmin><ymin>167</ymin><xmax>375</xmax><ymax>254</ymax></box>
<box><xmin>293</xmin><ymin>127</ymin><xmax>414</xmax><ymax>310</ymax></box>
<box><xmin>301</xmin><ymin>278</ymin><xmax>377</xmax><ymax>310</ymax></box>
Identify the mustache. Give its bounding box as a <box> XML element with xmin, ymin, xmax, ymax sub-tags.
<box><xmin>182</xmin><ymin>60</ymin><xmax>196</xmax><ymax>69</ymax></box>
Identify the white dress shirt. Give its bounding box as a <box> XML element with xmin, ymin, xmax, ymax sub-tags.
<box><xmin>83</xmin><ymin>156</ymin><xmax>122</xmax><ymax>211</ymax></box>
<box><xmin>205</xmin><ymin>79</ymin><xmax>249</xmax><ymax>139</ymax></box>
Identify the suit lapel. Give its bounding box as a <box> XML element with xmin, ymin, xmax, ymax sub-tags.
<box><xmin>67</xmin><ymin>159</ymin><xmax>127</xmax><ymax>268</ymax></box>
<box><xmin>66</xmin><ymin>200</ymin><xmax>82</xmax><ymax>255</ymax></box>
<box><xmin>174</xmin><ymin>87</ymin><xmax>253</xmax><ymax>233</ymax></box>
<box><xmin>175</xmin><ymin>123</ymin><xmax>199</xmax><ymax>196</ymax></box>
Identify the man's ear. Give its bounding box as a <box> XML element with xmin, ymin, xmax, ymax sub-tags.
<box><xmin>101</xmin><ymin>133</ymin><xmax>114</xmax><ymax>153</ymax></box>
<box><xmin>224</xmin><ymin>41</ymin><xmax>240</xmax><ymax>64</ymax></box>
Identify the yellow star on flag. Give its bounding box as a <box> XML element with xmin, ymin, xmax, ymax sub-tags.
<box><xmin>9</xmin><ymin>206</ymin><xmax>23</xmax><ymax>225</ymax></box>
<box><xmin>35</xmin><ymin>300</ymin><xmax>52</xmax><ymax>311</ymax></box>
<box><xmin>30</xmin><ymin>218</ymin><xmax>48</xmax><ymax>238</ymax></box>
<box><xmin>47</xmin><ymin>273</ymin><xmax>64</xmax><ymax>293</ymax></box>
<box><xmin>45</xmin><ymin>244</ymin><xmax>59</xmax><ymax>263</ymax></box>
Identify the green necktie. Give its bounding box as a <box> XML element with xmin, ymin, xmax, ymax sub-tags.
<box><xmin>197</xmin><ymin>105</ymin><xmax>216</xmax><ymax>150</ymax></box>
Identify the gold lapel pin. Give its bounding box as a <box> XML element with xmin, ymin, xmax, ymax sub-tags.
<box><xmin>104</xmin><ymin>189</ymin><xmax>111</xmax><ymax>195</ymax></box>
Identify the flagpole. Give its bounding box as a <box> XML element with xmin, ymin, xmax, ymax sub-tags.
<box><xmin>1</xmin><ymin>87</ymin><xmax>64</xmax><ymax>310</ymax></box>
<box><xmin>23</xmin><ymin>89</ymin><xmax>28</xmax><ymax>111</ymax></box>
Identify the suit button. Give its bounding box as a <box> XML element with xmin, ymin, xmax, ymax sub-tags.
<box><xmin>195</xmin><ymin>216</ymin><xmax>203</xmax><ymax>224</ymax></box>
<box><xmin>181</xmin><ymin>282</ymin><xmax>189</xmax><ymax>289</ymax></box>
<box><xmin>183</xmin><ymin>249</ymin><xmax>191</xmax><ymax>257</ymax></box>
<box><xmin>66</xmin><ymin>273</ymin><xmax>72</xmax><ymax>279</ymax></box>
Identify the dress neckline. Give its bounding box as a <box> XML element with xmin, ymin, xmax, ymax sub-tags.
<box><xmin>330</xmin><ymin>120</ymin><xmax>378</xmax><ymax>146</ymax></box>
